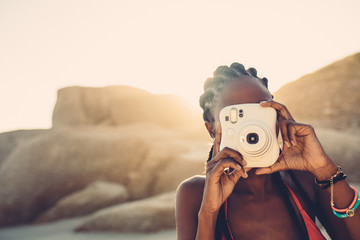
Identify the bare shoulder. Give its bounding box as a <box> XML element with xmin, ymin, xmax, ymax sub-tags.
<box><xmin>177</xmin><ymin>175</ymin><xmax>206</xmax><ymax>191</ymax></box>
<box><xmin>176</xmin><ymin>175</ymin><xmax>205</xmax><ymax>204</ymax></box>
<box><xmin>176</xmin><ymin>175</ymin><xmax>206</xmax><ymax>215</ymax></box>
<box><xmin>176</xmin><ymin>175</ymin><xmax>206</xmax><ymax>239</ymax></box>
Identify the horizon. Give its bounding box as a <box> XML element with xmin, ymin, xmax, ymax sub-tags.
<box><xmin>1</xmin><ymin>0</ymin><xmax>360</xmax><ymax>133</ymax></box>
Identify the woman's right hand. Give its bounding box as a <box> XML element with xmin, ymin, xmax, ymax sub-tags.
<box><xmin>200</xmin><ymin>123</ymin><xmax>248</xmax><ymax>214</ymax></box>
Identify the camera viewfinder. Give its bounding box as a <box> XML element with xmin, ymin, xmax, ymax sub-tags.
<box><xmin>230</xmin><ymin>108</ymin><xmax>237</xmax><ymax>123</ymax></box>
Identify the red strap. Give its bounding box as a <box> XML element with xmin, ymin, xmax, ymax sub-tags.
<box><xmin>224</xmin><ymin>199</ymin><xmax>235</xmax><ymax>240</ymax></box>
<box><xmin>282</xmin><ymin>181</ymin><xmax>326</xmax><ymax>240</ymax></box>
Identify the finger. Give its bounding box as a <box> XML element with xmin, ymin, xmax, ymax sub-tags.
<box><xmin>228</xmin><ymin>167</ymin><xmax>245</xmax><ymax>183</ymax></box>
<box><xmin>288</xmin><ymin>122</ymin><xmax>297</xmax><ymax>146</ymax></box>
<box><xmin>279</xmin><ymin>120</ymin><xmax>291</xmax><ymax>148</ymax></box>
<box><xmin>206</xmin><ymin>161</ymin><xmax>216</xmax><ymax>173</ymax></box>
<box><xmin>242</xmin><ymin>167</ymin><xmax>248</xmax><ymax>178</ymax></box>
<box><xmin>260</xmin><ymin>100</ymin><xmax>294</xmax><ymax>121</ymax></box>
<box><xmin>225</xmin><ymin>166</ymin><xmax>248</xmax><ymax>179</ymax></box>
<box><xmin>210</xmin><ymin>158</ymin><xmax>244</xmax><ymax>179</ymax></box>
<box><xmin>255</xmin><ymin>159</ymin><xmax>286</xmax><ymax>175</ymax></box>
<box><xmin>292</xmin><ymin>123</ymin><xmax>315</xmax><ymax>137</ymax></box>
<box><xmin>212</xmin><ymin>147</ymin><xmax>247</xmax><ymax>167</ymax></box>
<box><xmin>212</xmin><ymin>122</ymin><xmax>222</xmax><ymax>157</ymax></box>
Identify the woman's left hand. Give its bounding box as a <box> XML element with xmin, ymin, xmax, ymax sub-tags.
<box><xmin>255</xmin><ymin>100</ymin><xmax>336</xmax><ymax>177</ymax></box>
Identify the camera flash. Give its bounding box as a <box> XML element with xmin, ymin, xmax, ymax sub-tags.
<box><xmin>230</xmin><ymin>108</ymin><xmax>237</xmax><ymax>123</ymax></box>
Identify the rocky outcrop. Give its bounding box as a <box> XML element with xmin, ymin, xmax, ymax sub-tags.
<box><xmin>34</xmin><ymin>181</ymin><xmax>129</xmax><ymax>223</ymax></box>
<box><xmin>0</xmin><ymin>85</ymin><xmax>209</xmax><ymax>227</ymax></box>
<box><xmin>274</xmin><ymin>52</ymin><xmax>360</xmax><ymax>130</ymax></box>
<box><xmin>2</xmin><ymin>52</ymin><xmax>360</xmax><ymax>231</ymax></box>
<box><xmin>75</xmin><ymin>191</ymin><xmax>176</xmax><ymax>232</ymax></box>
<box><xmin>0</xmin><ymin>129</ymin><xmax>45</xmax><ymax>167</ymax></box>
<box><xmin>52</xmin><ymin>86</ymin><xmax>200</xmax><ymax>128</ymax></box>
<box><xmin>0</xmin><ymin>125</ymin><xmax>208</xmax><ymax>227</ymax></box>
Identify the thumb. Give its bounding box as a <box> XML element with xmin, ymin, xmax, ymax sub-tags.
<box><xmin>255</xmin><ymin>160</ymin><xmax>285</xmax><ymax>175</ymax></box>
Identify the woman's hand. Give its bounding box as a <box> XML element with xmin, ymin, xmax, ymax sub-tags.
<box><xmin>255</xmin><ymin>100</ymin><xmax>337</xmax><ymax>178</ymax></box>
<box><xmin>200</xmin><ymin>123</ymin><xmax>248</xmax><ymax>214</ymax></box>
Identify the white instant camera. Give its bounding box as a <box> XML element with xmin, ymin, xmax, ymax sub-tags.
<box><xmin>219</xmin><ymin>103</ymin><xmax>280</xmax><ymax>168</ymax></box>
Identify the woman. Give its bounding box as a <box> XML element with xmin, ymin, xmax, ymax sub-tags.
<box><xmin>176</xmin><ymin>63</ymin><xmax>360</xmax><ymax>240</ymax></box>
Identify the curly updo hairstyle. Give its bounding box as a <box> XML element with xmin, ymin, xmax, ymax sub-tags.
<box><xmin>199</xmin><ymin>63</ymin><xmax>271</xmax><ymax>124</ymax></box>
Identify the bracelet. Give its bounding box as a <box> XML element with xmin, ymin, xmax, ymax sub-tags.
<box><xmin>332</xmin><ymin>186</ymin><xmax>358</xmax><ymax>212</ymax></box>
<box><xmin>314</xmin><ymin>166</ymin><xmax>347</xmax><ymax>190</ymax></box>
<box><xmin>332</xmin><ymin>188</ymin><xmax>360</xmax><ymax>218</ymax></box>
<box><xmin>323</xmin><ymin>166</ymin><xmax>360</xmax><ymax>218</ymax></box>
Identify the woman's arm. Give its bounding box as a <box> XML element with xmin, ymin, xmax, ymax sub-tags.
<box><xmin>176</xmin><ymin>123</ymin><xmax>247</xmax><ymax>240</ymax></box>
<box><xmin>314</xmin><ymin>163</ymin><xmax>360</xmax><ymax>240</ymax></box>
<box><xmin>256</xmin><ymin>100</ymin><xmax>360</xmax><ymax>240</ymax></box>
<box><xmin>176</xmin><ymin>176</ymin><xmax>223</xmax><ymax>240</ymax></box>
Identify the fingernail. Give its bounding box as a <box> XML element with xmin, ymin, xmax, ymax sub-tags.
<box><xmin>260</xmin><ymin>101</ymin><xmax>267</xmax><ymax>105</ymax></box>
<box><xmin>284</xmin><ymin>141</ymin><xmax>291</xmax><ymax>147</ymax></box>
<box><xmin>236</xmin><ymin>164</ymin><xmax>241</xmax><ymax>169</ymax></box>
<box><xmin>291</xmin><ymin>140</ymin><xmax>296</xmax><ymax>146</ymax></box>
<box><xmin>244</xmin><ymin>171</ymin><xmax>248</xmax><ymax>177</ymax></box>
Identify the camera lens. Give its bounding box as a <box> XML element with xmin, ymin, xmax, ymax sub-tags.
<box><xmin>247</xmin><ymin>133</ymin><xmax>259</xmax><ymax>144</ymax></box>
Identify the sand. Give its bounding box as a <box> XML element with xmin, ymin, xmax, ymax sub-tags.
<box><xmin>0</xmin><ymin>217</ymin><xmax>176</xmax><ymax>240</ymax></box>
<box><xmin>1</xmin><ymin>182</ymin><xmax>358</xmax><ymax>240</ymax></box>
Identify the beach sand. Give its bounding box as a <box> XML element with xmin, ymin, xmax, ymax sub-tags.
<box><xmin>0</xmin><ymin>217</ymin><xmax>176</xmax><ymax>240</ymax></box>
<box><xmin>1</xmin><ymin>182</ymin><xmax>358</xmax><ymax>240</ymax></box>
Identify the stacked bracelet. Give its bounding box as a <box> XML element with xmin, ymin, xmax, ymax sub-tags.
<box><xmin>314</xmin><ymin>166</ymin><xmax>359</xmax><ymax>218</ymax></box>
<box><xmin>332</xmin><ymin>187</ymin><xmax>360</xmax><ymax>218</ymax></box>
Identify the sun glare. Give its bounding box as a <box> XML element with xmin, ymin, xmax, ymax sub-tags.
<box><xmin>0</xmin><ymin>0</ymin><xmax>360</xmax><ymax>133</ymax></box>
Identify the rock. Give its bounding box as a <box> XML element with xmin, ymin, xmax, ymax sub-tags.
<box><xmin>34</xmin><ymin>181</ymin><xmax>129</xmax><ymax>223</ymax></box>
<box><xmin>52</xmin><ymin>86</ymin><xmax>201</xmax><ymax>128</ymax></box>
<box><xmin>315</xmin><ymin>128</ymin><xmax>360</xmax><ymax>182</ymax></box>
<box><xmin>151</xmin><ymin>141</ymin><xmax>209</xmax><ymax>195</ymax></box>
<box><xmin>274</xmin><ymin>52</ymin><xmax>360</xmax><ymax>130</ymax></box>
<box><xmin>0</xmin><ymin>129</ymin><xmax>45</xmax><ymax>167</ymax></box>
<box><xmin>0</xmin><ymin>125</ymin><xmax>206</xmax><ymax>227</ymax></box>
<box><xmin>75</xmin><ymin>191</ymin><xmax>176</xmax><ymax>233</ymax></box>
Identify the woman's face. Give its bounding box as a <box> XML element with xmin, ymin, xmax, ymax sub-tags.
<box><xmin>211</xmin><ymin>76</ymin><xmax>273</xmax><ymax>128</ymax></box>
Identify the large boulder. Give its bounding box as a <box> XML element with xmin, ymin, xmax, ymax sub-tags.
<box><xmin>274</xmin><ymin>52</ymin><xmax>360</xmax><ymax>130</ymax></box>
<box><xmin>0</xmin><ymin>85</ymin><xmax>208</xmax><ymax>228</ymax></box>
<box><xmin>52</xmin><ymin>86</ymin><xmax>201</xmax><ymax>128</ymax></box>
<box><xmin>0</xmin><ymin>125</ymin><xmax>207</xmax><ymax>227</ymax></box>
<box><xmin>0</xmin><ymin>129</ymin><xmax>45</xmax><ymax>167</ymax></box>
<box><xmin>34</xmin><ymin>180</ymin><xmax>129</xmax><ymax>223</ymax></box>
<box><xmin>75</xmin><ymin>191</ymin><xmax>176</xmax><ymax>232</ymax></box>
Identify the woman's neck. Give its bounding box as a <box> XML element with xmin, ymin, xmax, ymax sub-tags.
<box><xmin>233</xmin><ymin>169</ymin><xmax>278</xmax><ymax>199</ymax></box>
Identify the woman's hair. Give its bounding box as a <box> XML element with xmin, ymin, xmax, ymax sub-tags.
<box><xmin>199</xmin><ymin>63</ymin><xmax>270</xmax><ymax>123</ymax></box>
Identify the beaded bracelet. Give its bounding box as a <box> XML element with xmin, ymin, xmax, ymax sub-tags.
<box><xmin>332</xmin><ymin>186</ymin><xmax>358</xmax><ymax>212</ymax></box>
<box><xmin>332</xmin><ymin>188</ymin><xmax>360</xmax><ymax>218</ymax></box>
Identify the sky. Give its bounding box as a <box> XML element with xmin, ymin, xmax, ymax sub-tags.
<box><xmin>1</xmin><ymin>0</ymin><xmax>359</xmax><ymax>133</ymax></box>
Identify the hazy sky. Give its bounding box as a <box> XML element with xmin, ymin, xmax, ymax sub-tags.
<box><xmin>1</xmin><ymin>0</ymin><xmax>359</xmax><ymax>133</ymax></box>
